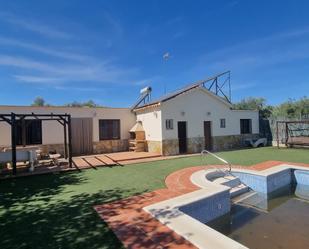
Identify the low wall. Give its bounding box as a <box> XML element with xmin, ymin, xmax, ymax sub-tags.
<box><xmin>179</xmin><ymin>189</ymin><xmax>230</xmax><ymax>223</ymax></box>
<box><xmin>267</xmin><ymin>169</ymin><xmax>292</xmax><ymax>193</ymax></box>
<box><xmin>232</xmin><ymin>168</ymin><xmax>308</xmax><ymax>194</ymax></box>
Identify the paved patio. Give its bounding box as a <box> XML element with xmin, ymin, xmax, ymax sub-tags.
<box><xmin>94</xmin><ymin>160</ymin><xmax>309</xmax><ymax>249</ymax></box>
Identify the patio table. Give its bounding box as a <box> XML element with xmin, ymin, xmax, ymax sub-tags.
<box><xmin>49</xmin><ymin>154</ymin><xmax>61</xmax><ymax>166</ymax></box>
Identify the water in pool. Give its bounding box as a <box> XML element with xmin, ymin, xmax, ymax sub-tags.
<box><xmin>207</xmin><ymin>184</ymin><xmax>309</xmax><ymax>249</ymax></box>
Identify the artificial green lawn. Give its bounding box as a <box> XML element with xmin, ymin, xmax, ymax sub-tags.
<box><xmin>0</xmin><ymin>147</ymin><xmax>308</xmax><ymax>249</ymax></box>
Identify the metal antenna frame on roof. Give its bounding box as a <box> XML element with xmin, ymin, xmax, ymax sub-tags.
<box><xmin>132</xmin><ymin>71</ymin><xmax>232</xmax><ymax>110</ymax></box>
<box><xmin>201</xmin><ymin>71</ymin><xmax>231</xmax><ymax>103</ymax></box>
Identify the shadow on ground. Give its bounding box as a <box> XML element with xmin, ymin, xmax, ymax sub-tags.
<box><xmin>0</xmin><ymin>172</ymin><xmax>145</xmax><ymax>249</ymax></box>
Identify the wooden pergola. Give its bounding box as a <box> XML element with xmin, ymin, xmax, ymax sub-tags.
<box><xmin>0</xmin><ymin>112</ymin><xmax>73</xmax><ymax>175</ymax></box>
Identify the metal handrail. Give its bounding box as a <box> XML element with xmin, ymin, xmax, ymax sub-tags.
<box><xmin>201</xmin><ymin>150</ymin><xmax>232</xmax><ymax>172</ymax></box>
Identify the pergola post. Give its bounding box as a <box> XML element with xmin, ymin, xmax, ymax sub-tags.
<box><xmin>68</xmin><ymin>115</ymin><xmax>73</xmax><ymax>168</ymax></box>
<box><xmin>285</xmin><ymin>122</ymin><xmax>288</xmax><ymax>146</ymax></box>
<box><xmin>63</xmin><ymin>121</ymin><xmax>68</xmax><ymax>159</ymax></box>
<box><xmin>11</xmin><ymin>112</ymin><xmax>17</xmax><ymax>175</ymax></box>
<box><xmin>276</xmin><ymin>121</ymin><xmax>279</xmax><ymax>148</ymax></box>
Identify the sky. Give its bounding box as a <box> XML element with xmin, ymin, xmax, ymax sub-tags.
<box><xmin>0</xmin><ymin>0</ymin><xmax>308</xmax><ymax>107</ymax></box>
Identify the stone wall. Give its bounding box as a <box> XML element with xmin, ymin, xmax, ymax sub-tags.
<box><xmin>212</xmin><ymin>133</ymin><xmax>259</xmax><ymax>151</ymax></box>
<box><xmin>1</xmin><ymin>139</ymin><xmax>129</xmax><ymax>157</ymax></box>
<box><xmin>162</xmin><ymin>139</ymin><xmax>178</xmax><ymax>156</ymax></box>
<box><xmin>93</xmin><ymin>139</ymin><xmax>129</xmax><ymax>154</ymax></box>
<box><xmin>161</xmin><ymin>134</ymin><xmax>260</xmax><ymax>156</ymax></box>
<box><xmin>40</xmin><ymin>144</ymin><xmax>65</xmax><ymax>155</ymax></box>
<box><xmin>187</xmin><ymin>137</ymin><xmax>204</xmax><ymax>154</ymax></box>
<box><xmin>1</xmin><ymin>133</ymin><xmax>260</xmax><ymax>157</ymax></box>
<box><xmin>162</xmin><ymin>137</ymin><xmax>204</xmax><ymax>156</ymax></box>
<box><xmin>145</xmin><ymin>140</ymin><xmax>162</xmax><ymax>154</ymax></box>
<box><xmin>42</xmin><ymin>139</ymin><xmax>129</xmax><ymax>155</ymax></box>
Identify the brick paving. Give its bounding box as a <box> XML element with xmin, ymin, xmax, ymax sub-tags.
<box><xmin>94</xmin><ymin>160</ymin><xmax>309</xmax><ymax>249</ymax></box>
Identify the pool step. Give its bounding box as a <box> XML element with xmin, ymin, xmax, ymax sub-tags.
<box><xmin>212</xmin><ymin>174</ymin><xmax>250</xmax><ymax>198</ymax></box>
<box><xmin>213</xmin><ymin>175</ymin><xmax>241</xmax><ymax>188</ymax></box>
<box><xmin>231</xmin><ymin>190</ymin><xmax>270</xmax><ymax>211</ymax></box>
<box><xmin>230</xmin><ymin>183</ymin><xmax>249</xmax><ymax>198</ymax></box>
<box><xmin>232</xmin><ymin>190</ymin><xmax>257</xmax><ymax>203</ymax></box>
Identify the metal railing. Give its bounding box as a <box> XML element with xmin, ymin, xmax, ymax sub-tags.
<box><xmin>201</xmin><ymin>149</ymin><xmax>232</xmax><ymax>173</ymax></box>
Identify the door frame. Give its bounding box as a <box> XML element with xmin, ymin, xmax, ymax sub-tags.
<box><xmin>204</xmin><ymin>121</ymin><xmax>212</xmax><ymax>151</ymax></box>
<box><xmin>177</xmin><ymin>121</ymin><xmax>187</xmax><ymax>154</ymax></box>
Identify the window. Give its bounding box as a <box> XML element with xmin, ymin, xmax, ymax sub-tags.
<box><xmin>99</xmin><ymin>119</ymin><xmax>120</xmax><ymax>140</ymax></box>
<box><xmin>240</xmin><ymin>119</ymin><xmax>252</xmax><ymax>134</ymax></box>
<box><xmin>166</xmin><ymin>119</ymin><xmax>173</xmax><ymax>130</ymax></box>
<box><xmin>16</xmin><ymin>120</ymin><xmax>42</xmax><ymax>145</ymax></box>
<box><xmin>220</xmin><ymin>119</ymin><xmax>226</xmax><ymax>128</ymax></box>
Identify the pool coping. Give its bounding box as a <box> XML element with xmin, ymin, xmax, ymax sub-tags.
<box><xmin>94</xmin><ymin>161</ymin><xmax>309</xmax><ymax>249</ymax></box>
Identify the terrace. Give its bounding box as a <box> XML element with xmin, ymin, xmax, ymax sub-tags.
<box><xmin>0</xmin><ymin>151</ymin><xmax>162</xmax><ymax>178</ymax></box>
<box><xmin>0</xmin><ymin>147</ymin><xmax>309</xmax><ymax>249</ymax></box>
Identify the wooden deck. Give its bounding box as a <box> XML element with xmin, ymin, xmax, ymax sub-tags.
<box><xmin>0</xmin><ymin>151</ymin><xmax>162</xmax><ymax>178</ymax></box>
<box><xmin>72</xmin><ymin>151</ymin><xmax>161</xmax><ymax>169</ymax></box>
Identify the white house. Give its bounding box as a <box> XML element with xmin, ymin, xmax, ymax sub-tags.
<box><xmin>133</xmin><ymin>84</ymin><xmax>259</xmax><ymax>155</ymax></box>
<box><xmin>0</xmin><ymin>76</ymin><xmax>259</xmax><ymax>156</ymax></box>
<box><xmin>0</xmin><ymin>106</ymin><xmax>136</xmax><ymax>155</ymax></box>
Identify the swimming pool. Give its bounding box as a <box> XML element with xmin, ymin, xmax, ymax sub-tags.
<box><xmin>144</xmin><ymin>164</ymin><xmax>309</xmax><ymax>249</ymax></box>
<box><xmin>207</xmin><ymin>184</ymin><xmax>309</xmax><ymax>249</ymax></box>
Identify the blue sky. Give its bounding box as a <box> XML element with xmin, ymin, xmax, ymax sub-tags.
<box><xmin>0</xmin><ymin>0</ymin><xmax>308</xmax><ymax>107</ymax></box>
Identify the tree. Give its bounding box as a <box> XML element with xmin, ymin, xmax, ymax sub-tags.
<box><xmin>272</xmin><ymin>96</ymin><xmax>309</xmax><ymax>119</ymax></box>
<box><xmin>82</xmin><ymin>100</ymin><xmax>98</xmax><ymax>107</ymax></box>
<box><xmin>31</xmin><ymin>97</ymin><xmax>46</xmax><ymax>107</ymax></box>
<box><xmin>233</xmin><ymin>97</ymin><xmax>273</xmax><ymax>118</ymax></box>
<box><xmin>65</xmin><ymin>100</ymin><xmax>99</xmax><ymax>107</ymax></box>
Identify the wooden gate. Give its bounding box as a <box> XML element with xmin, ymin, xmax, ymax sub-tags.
<box><xmin>71</xmin><ymin>118</ymin><xmax>93</xmax><ymax>156</ymax></box>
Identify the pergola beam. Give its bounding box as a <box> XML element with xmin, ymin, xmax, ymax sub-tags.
<box><xmin>0</xmin><ymin>115</ymin><xmax>12</xmax><ymax>124</ymax></box>
<box><xmin>277</xmin><ymin>120</ymin><xmax>309</xmax><ymax>124</ymax></box>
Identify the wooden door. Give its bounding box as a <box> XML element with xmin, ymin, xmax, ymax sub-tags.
<box><xmin>71</xmin><ymin>118</ymin><xmax>93</xmax><ymax>156</ymax></box>
<box><xmin>178</xmin><ymin>121</ymin><xmax>187</xmax><ymax>154</ymax></box>
<box><xmin>204</xmin><ymin>121</ymin><xmax>212</xmax><ymax>150</ymax></box>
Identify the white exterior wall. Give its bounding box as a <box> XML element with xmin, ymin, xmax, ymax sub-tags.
<box><xmin>0</xmin><ymin>106</ymin><xmax>135</xmax><ymax>146</ymax></box>
<box><xmin>0</xmin><ymin>89</ymin><xmax>260</xmax><ymax>149</ymax></box>
<box><xmin>135</xmin><ymin>107</ymin><xmax>162</xmax><ymax>141</ymax></box>
<box><xmin>160</xmin><ymin>88</ymin><xmax>259</xmax><ymax>140</ymax></box>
